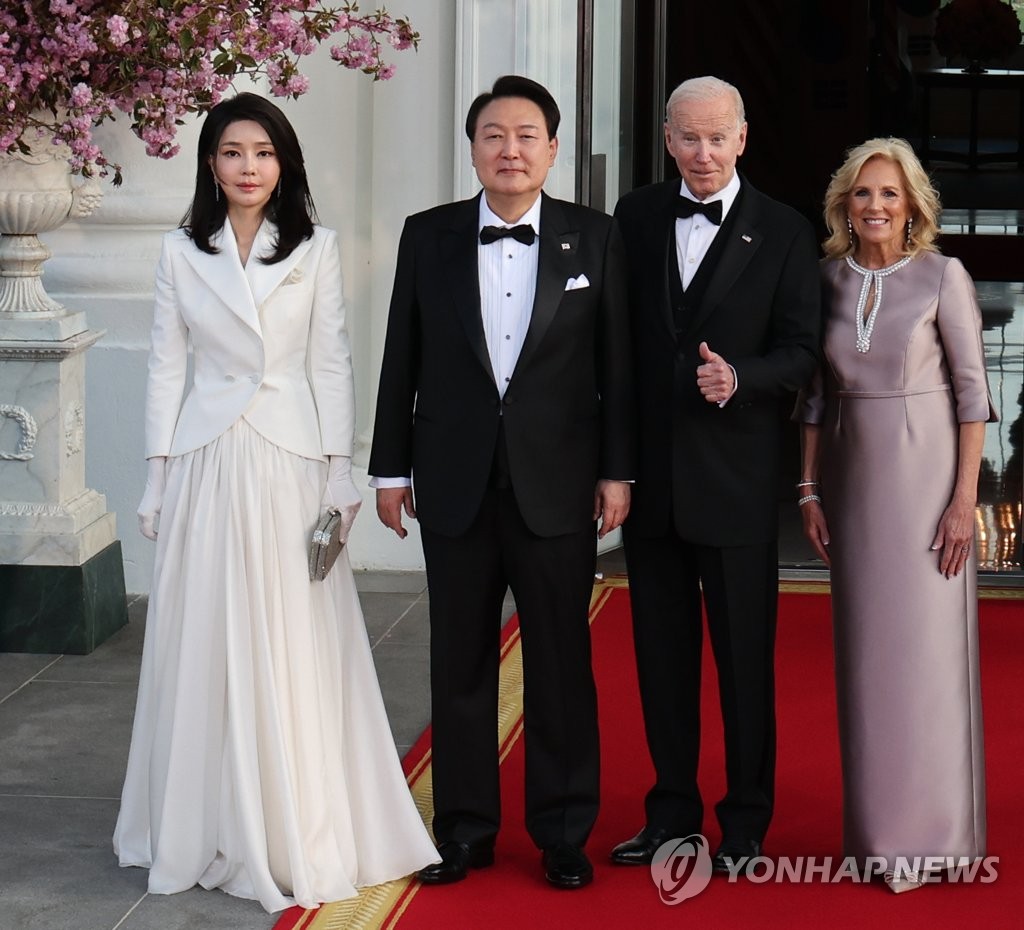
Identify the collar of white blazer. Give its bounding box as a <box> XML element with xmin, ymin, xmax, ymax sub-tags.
<box><xmin>180</xmin><ymin>219</ymin><xmax>317</xmax><ymax>336</ymax></box>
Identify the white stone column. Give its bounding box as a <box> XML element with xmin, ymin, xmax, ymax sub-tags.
<box><xmin>0</xmin><ymin>142</ymin><xmax>128</xmax><ymax>652</ymax></box>
<box><xmin>0</xmin><ymin>329</ymin><xmax>114</xmax><ymax>565</ymax></box>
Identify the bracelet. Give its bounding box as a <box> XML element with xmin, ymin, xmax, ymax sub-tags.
<box><xmin>796</xmin><ymin>479</ymin><xmax>818</xmax><ymax>488</ymax></box>
<box><xmin>797</xmin><ymin>494</ymin><xmax>822</xmax><ymax>506</ymax></box>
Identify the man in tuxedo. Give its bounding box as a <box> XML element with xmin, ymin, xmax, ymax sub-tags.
<box><xmin>609</xmin><ymin>76</ymin><xmax>820</xmax><ymax>873</ymax></box>
<box><xmin>369</xmin><ymin>75</ymin><xmax>634</xmax><ymax>889</ymax></box>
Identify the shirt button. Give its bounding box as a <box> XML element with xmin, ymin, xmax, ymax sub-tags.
<box><xmin>225</xmin><ymin>374</ymin><xmax>236</xmax><ymax>382</ymax></box>
<box><xmin>504</xmin><ymin>377</ymin><xmax>510</xmax><ymax>382</ymax></box>
<box><xmin>506</xmin><ymin>292</ymin><xmax>512</xmax><ymax>297</ymax></box>
<box><xmin>249</xmin><ymin>374</ymin><xmax>260</xmax><ymax>384</ymax></box>
<box><xmin>688</xmin><ymin>257</ymin><xmax>696</xmax><ymax>263</ymax></box>
<box><xmin>505</xmin><ymin>334</ymin><xmax>511</xmax><ymax>340</ymax></box>
<box><xmin>507</xmin><ymin>253</ymin><xmax>513</xmax><ymax>259</ymax></box>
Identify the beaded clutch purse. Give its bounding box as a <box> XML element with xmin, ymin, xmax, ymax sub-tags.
<box><xmin>308</xmin><ymin>508</ymin><xmax>345</xmax><ymax>581</ymax></box>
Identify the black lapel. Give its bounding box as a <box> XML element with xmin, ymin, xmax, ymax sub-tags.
<box><xmin>659</xmin><ymin>179</ymin><xmax>683</xmax><ymax>339</ymax></box>
<box><xmin>439</xmin><ymin>193</ymin><xmax>494</xmax><ymax>386</ymax></box>
<box><xmin>518</xmin><ymin>193</ymin><xmax>578</xmax><ymax>364</ymax></box>
<box><xmin>689</xmin><ymin>180</ymin><xmax>763</xmax><ymax>333</ymax></box>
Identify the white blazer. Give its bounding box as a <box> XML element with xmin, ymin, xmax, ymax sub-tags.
<box><xmin>145</xmin><ymin>221</ymin><xmax>354</xmax><ymax>461</ymax></box>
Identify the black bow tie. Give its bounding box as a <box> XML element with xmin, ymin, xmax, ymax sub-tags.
<box><xmin>675</xmin><ymin>198</ymin><xmax>723</xmax><ymax>225</ymax></box>
<box><xmin>480</xmin><ymin>224</ymin><xmax>536</xmax><ymax>245</ymax></box>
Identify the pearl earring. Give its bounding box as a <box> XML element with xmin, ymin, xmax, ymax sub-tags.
<box><xmin>906</xmin><ymin>216</ymin><xmax>913</xmax><ymax>245</ymax></box>
<box><xmin>847</xmin><ymin>215</ymin><xmax>853</xmax><ymax>246</ymax></box>
<box><xmin>213</xmin><ymin>176</ymin><xmax>219</xmax><ymax>203</ymax></box>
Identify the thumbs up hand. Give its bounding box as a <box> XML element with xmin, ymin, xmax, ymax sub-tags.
<box><xmin>696</xmin><ymin>341</ymin><xmax>736</xmax><ymax>405</ymax></box>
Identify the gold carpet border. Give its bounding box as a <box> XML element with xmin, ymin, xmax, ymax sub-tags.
<box><xmin>292</xmin><ymin>572</ymin><xmax>1018</xmax><ymax>929</ymax></box>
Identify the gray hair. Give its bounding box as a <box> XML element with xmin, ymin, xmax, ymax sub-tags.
<box><xmin>665</xmin><ymin>76</ymin><xmax>746</xmax><ymax>128</ymax></box>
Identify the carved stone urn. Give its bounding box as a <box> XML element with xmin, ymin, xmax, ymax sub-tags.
<box><xmin>0</xmin><ymin>134</ymin><xmax>102</xmax><ymax>329</ymax></box>
<box><xmin>0</xmin><ymin>134</ymin><xmax>126</xmax><ymax>654</ymax></box>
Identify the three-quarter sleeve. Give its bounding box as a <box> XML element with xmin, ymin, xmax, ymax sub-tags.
<box><xmin>937</xmin><ymin>257</ymin><xmax>998</xmax><ymax>424</ymax></box>
<box><xmin>793</xmin><ymin>366</ymin><xmax>826</xmax><ymax>424</ymax></box>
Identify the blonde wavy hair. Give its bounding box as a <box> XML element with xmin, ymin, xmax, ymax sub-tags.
<box><xmin>822</xmin><ymin>137</ymin><xmax>941</xmax><ymax>260</ymax></box>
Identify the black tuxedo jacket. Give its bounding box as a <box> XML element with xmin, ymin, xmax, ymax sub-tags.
<box><xmin>615</xmin><ymin>176</ymin><xmax>820</xmax><ymax>547</ymax></box>
<box><xmin>370</xmin><ymin>191</ymin><xmax>635</xmax><ymax>538</ymax></box>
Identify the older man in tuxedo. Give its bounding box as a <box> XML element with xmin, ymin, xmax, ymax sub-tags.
<box><xmin>369</xmin><ymin>75</ymin><xmax>634</xmax><ymax>889</ymax></box>
<box><xmin>609</xmin><ymin>76</ymin><xmax>820</xmax><ymax>873</ymax></box>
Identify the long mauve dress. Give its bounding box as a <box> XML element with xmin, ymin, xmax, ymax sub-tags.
<box><xmin>798</xmin><ymin>251</ymin><xmax>996</xmax><ymax>868</ymax></box>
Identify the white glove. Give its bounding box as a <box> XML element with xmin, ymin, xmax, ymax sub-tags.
<box><xmin>137</xmin><ymin>456</ymin><xmax>168</xmax><ymax>541</ymax></box>
<box><xmin>322</xmin><ymin>455</ymin><xmax>362</xmax><ymax>543</ymax></box>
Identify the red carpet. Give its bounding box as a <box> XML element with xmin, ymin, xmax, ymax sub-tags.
<box><xmin>276</xmin><ymin>581</ymin><xmax>1022</xmax><ymax>929</ymax></box>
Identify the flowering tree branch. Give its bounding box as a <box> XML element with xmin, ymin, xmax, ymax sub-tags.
<box><xmin>0</xmin><ymin>1</ymin><xmax>419</xmax><ymax>184</ymax></box>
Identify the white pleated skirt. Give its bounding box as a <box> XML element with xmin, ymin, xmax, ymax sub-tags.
<box><xmin>113</xmin><ymin>419</ymin><xmax>437</xmax><ymax>912</ymax></box>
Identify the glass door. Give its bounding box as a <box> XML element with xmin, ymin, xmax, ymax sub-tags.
<box><xmin>575</xmin><ymin>0</ymin><xmax>636</xmax><ymax>211</ymax></box>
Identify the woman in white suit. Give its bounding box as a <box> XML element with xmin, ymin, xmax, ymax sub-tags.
<box><xmin>113</xmin><ymin>94</ymin><xmax>437</xmax><ymax>912</ymax></box>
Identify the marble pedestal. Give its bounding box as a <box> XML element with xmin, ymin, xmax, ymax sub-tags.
<box><xmin>0</xmin><ymin>318</ymin><xmax>127</xmax><ymax>654</ymax></box>
<box><xmin>0</xmin><ymin>541</ymin><xmax>127</xmax><ymax>653</ymax></box>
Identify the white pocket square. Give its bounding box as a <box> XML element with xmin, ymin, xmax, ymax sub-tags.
<box><xmin>564</xmin><ymin>274</ymin><xmax>590</xmax><ymax>291</ymax></box>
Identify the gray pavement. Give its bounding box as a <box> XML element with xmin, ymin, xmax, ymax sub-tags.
<box><xmin>0</xmin><ymin>568</ymin><xmax>494</xmax><ymax>930</ymax></box>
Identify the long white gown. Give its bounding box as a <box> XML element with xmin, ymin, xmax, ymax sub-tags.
<box><xmin>114</xmin><ymin>228</ymin><xmax>437</xmax><ymax>913</ymax></box>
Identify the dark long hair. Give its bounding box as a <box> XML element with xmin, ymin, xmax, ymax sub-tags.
<box><xmin>181</xmin><ymin>93</ymin><xmax>317</xmax><ymax>264</ymax></box>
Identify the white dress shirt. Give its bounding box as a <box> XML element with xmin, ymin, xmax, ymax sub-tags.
<box><xmin>478</xmin><ymin>195</ymin><xmax>541</xmax><ymax>397</ymax></box>
<box><xmin>675</xmin><ymin>171</ymin><xmax>741</xmax><ymax>290</ymax></box>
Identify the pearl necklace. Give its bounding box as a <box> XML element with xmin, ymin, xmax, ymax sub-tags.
<box><xmin>845</xmin><ymin>254</ymin><xmax>912</xmax><ymax>353</ymax></box>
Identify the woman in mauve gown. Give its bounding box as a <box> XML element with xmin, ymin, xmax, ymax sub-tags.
<box><xmin>796</xmin><ymin>137</ymin><xmax>996</xmax><ymax>894</ymax></box>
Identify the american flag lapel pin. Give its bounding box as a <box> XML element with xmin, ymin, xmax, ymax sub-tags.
<box><xmin>741</xmin><ymin>234</ymin><xmax>752</xmax><ymax>243</ymax></box>
<box><xmin>561</xmin><ymin>242</ymin><xmax>571</xmax><ymax>250</ymax></box>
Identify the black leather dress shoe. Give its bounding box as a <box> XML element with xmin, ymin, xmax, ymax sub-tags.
<box><xmin>417</xmin><ymin>841</ymin><xmax>495</xmax><ymax>885</ymax></box>
<box><xmin>542</xmin><ymin>843</ymin><xmax>594</xmax><ymax>889</ymax></box>
<box><xmin>610</xmin><ymin>827</ymin><xmax>678</xmax><ymax>865</ymax></box>
<box><xmin>711</xmin><ymin>838</ymin><xmax>763</xmax><ymax>875</ymax></box>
